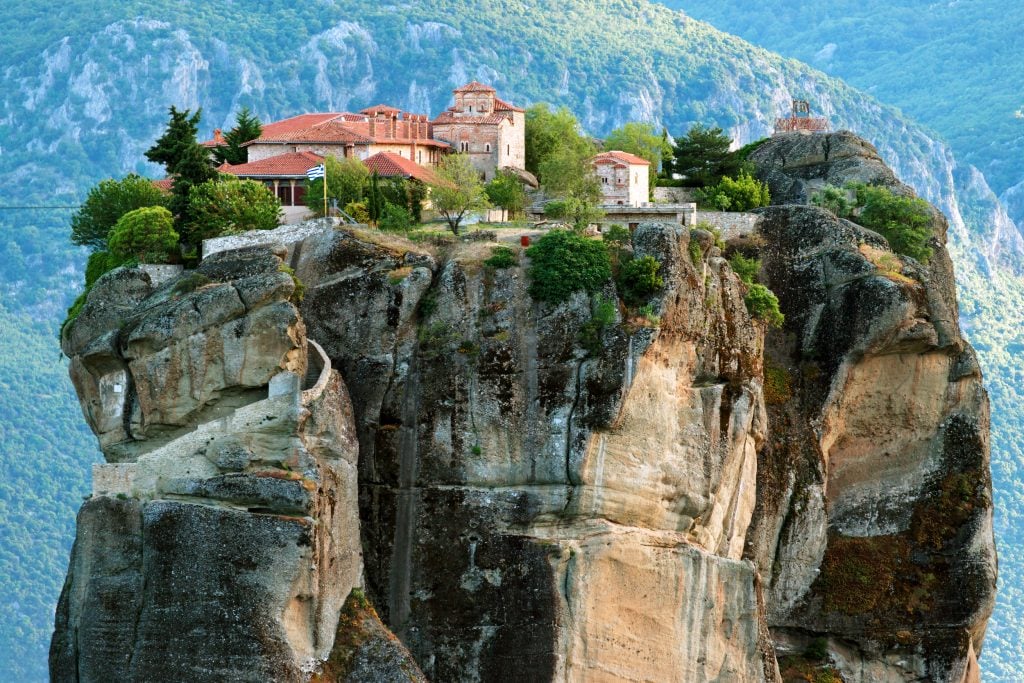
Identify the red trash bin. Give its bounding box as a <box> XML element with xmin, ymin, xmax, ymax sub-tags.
<box><xmin>520</xmin><ymin>235</ymin><xmax>531</xmax><ymax>247</ymax></box>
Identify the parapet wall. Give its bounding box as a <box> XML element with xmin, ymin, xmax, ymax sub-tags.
<box><xmin>697</xmin><ymin>211</ymin><xmax>761</xmax><ymax>240</ymax></box>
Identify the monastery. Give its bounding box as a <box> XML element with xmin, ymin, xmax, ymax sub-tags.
<box><xmin>209</xmin><ymin>81</ymin><xmax>526</xmax><ymax>222</ymax></box>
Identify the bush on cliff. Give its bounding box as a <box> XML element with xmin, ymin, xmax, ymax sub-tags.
<box><xmin>617</xmin><ymin>255</ymin><xmax>664</xmax><ymax>306</ymax></box>
<box><xmin>849</xmin><ymin>183</ymin><xmax>934</xmax><ymax>263</ymax></box>
<box><xmin>70</xmin><ymin>174</ymin><xmax>170</xmax><ymax>250</ymax></box>
<box><xmin>526</xmin><ymin>230</ymin><xmax>611</xmax><ymax>303</ymax></box>
<box><xmin>107</xmin><ymin>206</ymin><xmax>179</xmax><ymax>264</ymax></box>
<box><xmin>697</xmin><ymin>172</ymin><xmax>771</xmax><ymax>211</ymax></box>
<box><xmin>187</xmin><ymin>178</ymin><xmax>281</xmax><ymax>244</ymax></box>
<box><xmin>744</xmin><ymin>283</ymin><xmax>784</xmax><ymax>328</ymax></box>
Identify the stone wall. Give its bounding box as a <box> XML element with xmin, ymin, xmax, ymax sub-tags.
<box><xmin>698</xmin><ymin>210</ymin><xmax>761</xmax><ymax>239</ymax></box>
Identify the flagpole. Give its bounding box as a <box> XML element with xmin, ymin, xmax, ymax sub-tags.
<box><xmin>323</xmin><ymin>161</ymin><xmax>328</xmax><ymax>219</ymax></box>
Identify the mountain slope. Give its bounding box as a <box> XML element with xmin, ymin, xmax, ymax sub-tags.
<box><xmin>0</xmin><ymin>0</ymin><xmax>1020</xmax><ymax>678</ymax></box>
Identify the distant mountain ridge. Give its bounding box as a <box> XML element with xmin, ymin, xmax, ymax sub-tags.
<box><xmin>1</xmin><ymin>0</ymin><xmax>1022</xmax><ymax>679</ymax></box>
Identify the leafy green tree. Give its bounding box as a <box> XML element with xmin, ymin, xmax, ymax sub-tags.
<box><xmin>187</xmin><ymin>178</ymin><xmax>281</xmax><ymax>242</ymax></box>
<box><xmin>305</xmin><ymin>155</ymin><xmax>370</xmax><ymax>216</ymax></box>
<box><xmin>539</xmin><ymin>145</ymin><xmax>604</xmax><ymax>230</ymax></box>
<box><xmin>145</xmin><ymin>106</ymin><xmax>218</xmax><ymax>238</ymax></box>
<box><xmin>526</xmin><ymin>229</ymin><xmax>612</xmax><ymax>303</ymax></box>
<box><xmin>212</xmin><ymin>107</ymin><xmax>263</xmax><ymax>166</ymax></box>
<box><xmin>525</xmin><ymin>103</ymin><xmax>595</xmax><ymax>178</ymax></box>
<box><xmin>428</xmin><ymin>154</ymin><xmax>491</xmax><ymax>235</ymax></box>
<box><xmin>603</xmin><ymin>122</ymin><xmax>672</xmax><ymax>175</ymax></box>
<box><xmin>70</xmin><ymin>174</ymin><xmax>169</xmax><ymax>249</ymax></box>
<box><xmin>698</xmin><ymin>173</ymin><xmax>771</xmax><ymax>211</ymax></box>
<box><xmin>84</xmin><ymin>251</ymin><xmax>127</xmax><ymax>288</ymax></box>
<box><xmin>107</xmin><ymin>206</ymin><xmax>179</xmax><ymax>264</ymax></box>
<box><xmin>849</xmin><ymin>183</ymin><xmax>934</xmax><ymax>262</ymax></box>
<box><xmin>668</xmin><ymin>123</ymin><xmax>747</xmax><ymax>187</ymax></box>
<box><xmin>485</xmin><ymin>170</ymin><xmax>527</xmax><ymax>220</ymax></box>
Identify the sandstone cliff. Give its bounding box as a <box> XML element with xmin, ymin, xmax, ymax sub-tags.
<box><xmin>52</xmin><ymin>133</ymin><xmax>995</xmax><ymax>682</ymax></box>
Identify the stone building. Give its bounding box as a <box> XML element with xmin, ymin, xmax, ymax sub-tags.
<box><xmin>593</xmin><ymin>150</ymin><xmax>650</xmax><ymax>207</ymax></box>
<box><xmin>431</xmin><ymin>81</ymin><xmax>526</xmax><ymax>181</ymax></box>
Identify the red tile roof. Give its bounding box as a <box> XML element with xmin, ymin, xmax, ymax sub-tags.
<box><xmin>201</xmin><ymin>113</ymin><xmax>349</xmax><ymax>147</ymax></box>
<box><xmin>218</xmin><ymin>151</ymin><xmax>324</xmax><ymax>178</ymax></box>
<box><xmin>152</xmin><ymin>178</ymin><xmax>173</xmax><ymax>191</ymax></box>
<box><xmin>593</xmin><ymin>150</ymin><xmax>651</xmax><ymax>166</ymax></box>
<box><xmin>454</xmin><ymin>81</ymin><xmax>497</xmax><ymax>93</ymax></box>
<box><xmin>493</xmin><ymin>97</ymin><xmax>525</xmax><ymax>113</ymax></box>
<box><xmin>246</xmin><ymin>118</ymin><xmax>449</xmax><ymax>148</ymax></box>
<box><xmin>364</xmin><ymin>152</ymin><xmax>441</xmax><ymax>184</ymax></box>
<box><xmin>360</xmin><ymin>104</ymin><xmax>402</xmax><ymax>116</ymax></box>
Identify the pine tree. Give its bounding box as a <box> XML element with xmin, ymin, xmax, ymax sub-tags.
<box><xmin>145</xmin><ymin>106</ymin><xmax>218</xmax><ymax>246</ymax></box>
<box><xmin>213</xmin><ymin>107</ymin><xmax>263</xmax><ymax>166</ymax></box>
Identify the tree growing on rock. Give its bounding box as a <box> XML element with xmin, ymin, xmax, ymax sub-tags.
<box><xmin>428</xmin><ymin>154</ymin><xmax>490</xmax><ymax>235</ymax></box>
<box><xmin>187</xmin><ymin>178</ymin><xmax>281</xmax><ymax>241</ymax></box>
<box><xmin>107</xmin><ymin>206</ymin><xmax>179</xmax><ymax>264</ymax></box>
<box><xmin>145</xmin><ymin>106</ymin><xmax>218</xmax><ymax>241</ymax></box>
<box><xmin>70</xmin><ymin>174</ymin><xmax>170</xmax><ymax>250</ymax></box>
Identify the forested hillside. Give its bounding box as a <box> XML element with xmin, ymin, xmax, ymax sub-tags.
<box><xmin>660</xmin><ymin>0</ymin><xmax>1024</xmax><ymax>197</ymax></box>
<box><xmin>0</xmin><ymin>0</ymin><xmax>1021</xmax><ymax>678</ymax></box>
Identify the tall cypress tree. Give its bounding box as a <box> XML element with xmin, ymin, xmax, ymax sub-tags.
<box><xmin>367</xmin><ymin>171</ymin><xmax>384</xmax><ymax>225</ymax></box>
<box><xmin>146</xmin><ymin>106</ymin><xmax>218</xmax><ymax>246</ymax></box>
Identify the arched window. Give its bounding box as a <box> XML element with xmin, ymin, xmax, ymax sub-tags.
<box><xmin>485</xmin><ymin>143</ymin><xmax>491</xmax><ymax>153</ymax></box>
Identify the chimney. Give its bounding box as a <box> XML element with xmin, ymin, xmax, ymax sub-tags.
<box><xmin>213</xmin><ymin>128</ymin><xmax>225</xmax><ymax>144</ymax></box>
<box><xmin>369</xmin><ymin>117</ymin><xmax>376</xmax><ymax>138</ymax></box>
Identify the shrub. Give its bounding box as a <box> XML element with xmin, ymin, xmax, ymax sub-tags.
<box><xmin>602</xmin><ymin>224</ymin><xmax>631</xmax><ymax>247</ymax></box>
<box><xmin>108</xmin><ymin>206</ymin><xmax>179</xmax><ymax>263</ymax></box>
<box><xmin>343</xmin><ymin>201</ymin><xmax>371</xmax><ymax>224</ymax></box>
<box><xmin>744</xmin><ymin>283</ymin><xmax>784</xmax><ymax>328</ymax></box>
<box><xmin>698</xmin><ymin>172</ymin><xmax>771</xmax><ymax>211</ymax></box>
<box><xmin>617</xmin><ymin>255</ymin><xmax>664</xmax><ymax>306</ymax></box>
<box><xmin>484</xmin><ymin>246</ymin><xmax>517</xmax><ymax>269</ymax></box>
<box><xmin>526</xmin><ymin>230</ymin><xmax>612</xmax><ymax>303</ymax></box>
<box><xmin>379</xmin><ymin>202</ymin><xmax>414</xmax><ymax>233</ymax></box>
<box><xmin>543</xmin><ymin>199</ymin><xmax>568</xmax><ymax>219</ymax></box>
<box><xmin>728</xmin><ymin>253</ymin><xmax>761</xmax><ymax>285</ymax></box>
<box><xmin>278</xmin><ymin>264</ymin><xmax>305</xmax><ymax>303</ymax></box>
<box><xmin>84</xmin><ymin>250</ymin><xmax>128</xmax><ymax>288</ymax></box>
<box><xmin>849</xmin><ymin>183</ymin><xmax>934</xmax><ymax>263</ymax></box>
<box><xmin>688</xmin><ymin>239</ymin><xmax>704</xmax><ymax>268</ymax></box>
<box><xmin>579</xmin><ymin>296</ymin><xmax>618</xmax><ymax>355</ymax></box>
<box><xmin>71</xmin><ymin>174</ymin><xmax>170</xmax><ymax>249</ymax></box>
<box><xmin>804</xmin><ymin>637</ymin><xmax>830</xmax><ymax>662</ymax></box>
<box><xmin>187</xmin><ymin>178</ymin><xmax>281</xmax><ymax>244</ymax></box>
<box><xmin>810</xmin><ymin>184</ymin><xmax>852</xmax><ymax>217</ymax></box>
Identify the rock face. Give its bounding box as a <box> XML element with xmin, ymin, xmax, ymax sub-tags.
<box><xmin>53</xmin><ymin>134</ymin><xmax>994</xmax><ymax>682</ymax></box>
<box><xmin>747</xmin><ymin>133</ymin><xmax>996</xmax><ymax>682</ymax></box>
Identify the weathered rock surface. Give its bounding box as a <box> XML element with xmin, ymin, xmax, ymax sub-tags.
<box><xmin>53</xmin><ymin>131</ymin><xmax>995</xmax><ymax>682</ymax></box>
<box><xmin>746</xmin><ymin>132</ymin><xmax>996</xmax><ymax>682</ymax></box>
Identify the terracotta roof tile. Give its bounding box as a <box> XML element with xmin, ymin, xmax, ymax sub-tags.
<box><xmin>593</xmin><ymin>150</ymin><xmax>651</xmax><ymax>166</ymax></box>
<box><xmin>364</xmin><ymin>152</ymin><xmax>441</xmax><ymax>184</ymax></box>
<box><xmin>454</xmin><ymin>81</ymin><xmax>497</xmax><ymax>93</ymax></box>
<box><xmin>493</xmin><ymin>97</ymin><xmax>525</xmax><ymax>113</ymax></box>
<box><xmin>219</xmin><ymin>151</ymin><xmax>324</xmax><ymax>178</ymax></box>
<box><xmin>152</xmin><ymin>178</ymin><xmax>173</xmax><ymax>191</ymax></box>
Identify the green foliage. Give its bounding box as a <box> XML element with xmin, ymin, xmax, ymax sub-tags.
<box><xmin>379</xmin><ymin>202</ymin><xmax>414</xmax><ymax>233</ymax></box>
<box><xmin>602</xmin><ymin>224</ymin><xmax>632</xmax><ymax>248</ymax></box>
<box><xmin>524</xmin><ymin>103</ymin><xmax>594</xmax><ymax>178</ymax></box>
<box><xmin>849</xmin><ymin>183</ymin><xmax>934</xmax><ymax>262</ymax></box>
<box><xmin>145</xmin><ymin>106</ymin><xmax>218</xmax><ymax>236</ymax></box>
<box><xmin>71</xmin><ymin>174</ymin><xmax>170</xmax><ymax>249</ymax></box>
<box><xmin>810</xmin><ymin>184</ymin><xmax>853</xmax><ymax>217</ymax></box>
<box><xmin>343</xmin><ymin>201</ymin><xmax>370</xmax><ymax>225</ymax></box>
<box><xmin>306</xmin><ymin>156</ymin><xmax>370</xmax><ymax>216</ymax></box>
<box><xmin>428</xmin><ymin>154</ymin><xmax>490</xmax><ymax>235</ymax></box>
<box><xmin>763</xmin><ymin>361</ymin><xmax>793</xmax><ymax>405</ymax></box>
<box><xmin>804</xmin><ymin>637</ymin><xmax>830</xmax><ymax>662</ymax></box>
<box><xmin>187</xmin><ymin>178</ymin><xmax>280</xmax><ymax>244</ymax></box>
<box><xmin>107</xmin><ymin>206</ymin><xmax>179</xmax><ymax>263</ymax></box>
<box><xmin>84</xmin><ymin>250</ymin><xmax>126</xmax><ymax>288</ymax></box>
<box><xmin>485</xmin><ymin>171</ymin><xmax>527</xmax><ymax>220</ymax></box>
<box><xmin>579</xmin><ymin>296</ymin><xmax>618</xmax><ymax>355</ymax></box>
<box><xmin>417</xmin><ymin>321</ymin><xmax>457</xmax><ymax>359</ymax></box>
<box><xmin>212</xmin><ymin>107</ymin><xmax>263</xmax><ymax>166</ymax></box>
<box><xmin>380</xmin><ymin>177</ymin><xmax>425</xmax><ymax>223</ymax></box>
<box><xmin>278</xmin><ymin>264</ymin><xmax>305</xmax><ymax>303</ymax></box>
<box><xmin>367</xmin><ymin>171</ymin><xmax>384</xmax><ymax>224</ymax></box>
<box><xmin>688</xmin><ymin>239</ymin><xmax>704</xmax><ymax>268</ymax></box>
<box><xmin>698</xmin><ymin>173</ymin><xmax>771</xmax><ymax>211</ymax></box>
<box><xmin>728</xmin><ymin>253</ymin><xmax>761</xmax><ymax>284</ymax></box>
<box><xmin>484</xmin><ymin>246</ymin><xmax>517</xmax><ymax>269</ymax></box>
<box><xmin>617</xmin><ymin>255</ymin><xmax>664</xmax><ymax>306</ymax></box>
<box><xmin>744</xmin><ymin>283</ymin><xmax>784</xmax><ymax>327</ymax></box>
<box><xmin>526</xmin><ymin>230</ymin><xmax>612</xmax><ymax>304</ymax></box>
<box><xmin>667</xmin><ymin>123</ymin><xmax>748</xmax><ymax>187</ymax></box>
<box><xmin>734</xmin><ymin>137</ymin><xmax>770</xmax><ymax>161</ymax></box>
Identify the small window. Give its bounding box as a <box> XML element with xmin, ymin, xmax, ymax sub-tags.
<box><xmin>485</xmin><ymin>143</ymin><xmax>491</xmax><ymax>153</ymax></box>
<box><xmin>507</xmin><ymin>144</ymin><xmax>510</xmax><ymax>155</ymax></box>
<box><xmin>602</xmin><ymin>177</ymin><xmax>609</xmax><ymax>184</ymax></box>
<box><xmin>468</xmin><ymin>105</ymin><xmax>474</xmax><ymax>113</ymax></box>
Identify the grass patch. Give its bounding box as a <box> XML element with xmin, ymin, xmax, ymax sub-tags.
<box><xmin>387</xmin><ymin>266</ymin><xmax>413</xmax><ymax>285</ymax></box>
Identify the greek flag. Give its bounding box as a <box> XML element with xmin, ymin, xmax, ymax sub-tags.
<box><xmin>306</xmin><ymin>164</ymin><xmax>325</xmax><ymax>181</ymax></box>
